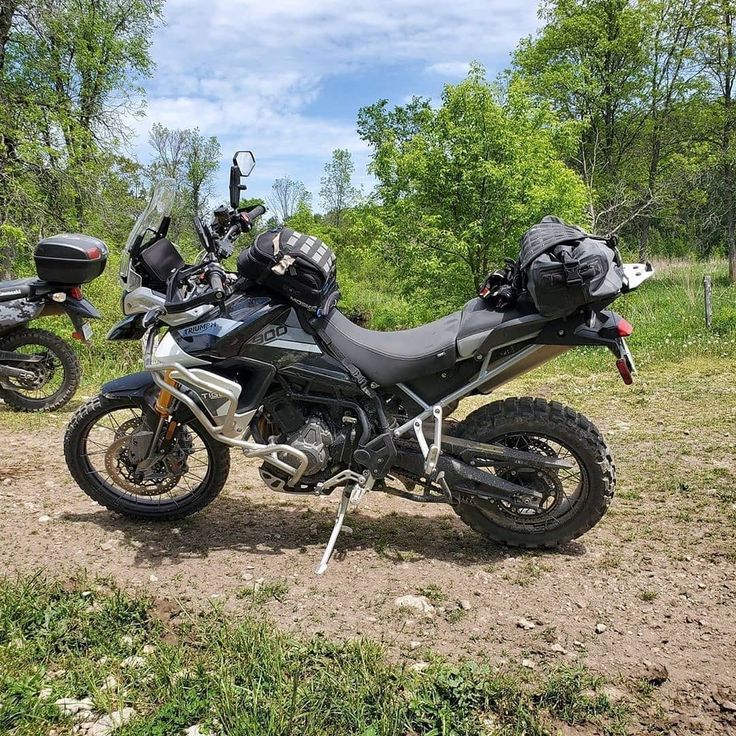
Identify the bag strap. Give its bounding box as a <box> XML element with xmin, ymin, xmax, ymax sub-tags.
<box><xmin>557</xmin><ymin>248</ymin><xmax>583</xmax><ymax>285</ymax></box>
<box><xmin>310</xmin><ymin>316</ymin><xmax>372</xmax><ymax>396</ymax></box>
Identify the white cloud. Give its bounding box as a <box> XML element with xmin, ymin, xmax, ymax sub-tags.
<box><xmin>133</xmin><ymin>0</ymin><xmax>539</xmax><ymax>205</ymax></box>
<box><xmin>426</xmin><ymin>61</ymin><xmax>472</xmax><ymax>78</ymax></box>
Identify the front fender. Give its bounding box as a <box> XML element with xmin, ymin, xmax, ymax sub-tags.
<box><xmin>102</xmin><ymin>371</ymin><xmax>157</xmax><ymax>404</ymax></box>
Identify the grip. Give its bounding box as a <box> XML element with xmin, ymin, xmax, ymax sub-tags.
<box><xmin>208</xmin><ymin>268</ymin><xmax>225</xmax><ymax>300</ymax></box>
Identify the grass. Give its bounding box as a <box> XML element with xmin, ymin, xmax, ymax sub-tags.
<box><xmin>415</xmin><ymin>583</ymin><xmax>448</xmax><ymax>604</ymax></box>
<box><xmin>502</xmin><ymin>557</ymin><xmax>552</xmax><ymax>587</ymax></box>
<box><xmin>0</xmin><ymin>575</ymin><xmax>632</xmax><ymax>736</ymax></box>
<box><xmin>639</xmin><ymin>590</ymin><xmax>659</xmax><ymax>602</ymax></box>
<box><xmin>236</xmin><ymin>579</ymin><xmax>289</xmax><ymax>606</ymax></box>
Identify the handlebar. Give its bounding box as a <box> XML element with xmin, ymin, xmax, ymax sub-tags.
<box><xmin>246</xmin><ymin>204</ymin><xmax>266</xmax><ymax>220</ymax></box>
<box><xmin>142</xmin><ymin>202</ymin><xmax>267</xmax><ymax>328</ymax></box>
<box><xmin>206</xmin><ymin>265</ymin><xmax>226</xmax><ymax>301</ymax></box>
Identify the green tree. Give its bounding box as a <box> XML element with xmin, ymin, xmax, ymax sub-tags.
<box><xmin>0</xmin><ymin>0</ymin><xmax>161</xmax><ymax>236</ymax></box>
<box><xmin>698</xmin><ymin>0</ymin><xmax>736</xmax><ymax>279</ymax></box>
<box><xmin>358</xmin><ymin>64</ymin><xmax>588</xmax><ymax>294</ymax></box>
<box><xmin>513</xmin><ymin>0</ymin><xmax>648</xmax><ymax>233</ymax></box>
<box><xmin>147</xmin><ymin>124</ymin><xmax>221</xmax><ymax>242</ymax></box>
<box><xmin>185</xmin><ymin>129</ymin><xmax>221</xmax><ymax>219</ymax></box>
<box><xmin>319</xmin><ymin>149</ymin><xmax>359</xmax><ymax>227</ymax></box>
<box><xmin>634</xmin><ymin>0</ymin><xmax>702</xmax><ymax>260</ymax></box>
<box><xmin>268</xmin><ymin>176</ymin><xmax>311</xmax><ymax>224</ymax></box>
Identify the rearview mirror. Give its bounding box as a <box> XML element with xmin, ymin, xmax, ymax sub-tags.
<box><xmin>236</xmin><ymin>150</ymin><xmax>255</xmax><ymax>176</ymax></box>
<box><xmin>229</xmin><ymin>150</ymin><xmax>256</xmax><ymax>208</ymax></box>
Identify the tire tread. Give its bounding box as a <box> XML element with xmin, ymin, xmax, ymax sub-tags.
<box><xmin>452</xmin><ymin>397</ymin><xmax>615</xmax><ymax>549</ymax></box>
<box><xmin>0</xmin><ymin>327</ymin><xmax>81</xmax><ymax>412</ymax></box>
<box><xmin>64</xmin><ymin>395</ymin><xmax>230</xmax><ymax>521</ymax></box>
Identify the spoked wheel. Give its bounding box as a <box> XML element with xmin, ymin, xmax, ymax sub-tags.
<box><xmin>64</xmin><ymin>396</ymin><xmax>230</xmax><ymax>520</ymax></box>
<box><xmin>0</xmin><ymin>328</ymin><xmax>81</xmax><ymax>412</ymax></box>
<box><xmin>451</xmin><ymin>397</ymin><xmax>615</xmax><ymax>548</ymax></box>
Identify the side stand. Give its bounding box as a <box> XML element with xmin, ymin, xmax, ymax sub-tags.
<box><xmin>315</xmin><ymin>477</ymin><xmax>374</xmax><ymax>575</ymax></box>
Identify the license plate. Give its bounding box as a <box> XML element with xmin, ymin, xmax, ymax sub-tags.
<box><xmin>81</xmin><ymin>322</ymin><xmax>93</xmax><ymax>341</ymax></box>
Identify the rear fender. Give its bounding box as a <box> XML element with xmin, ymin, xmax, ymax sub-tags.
<box><xmin>39</xmin><ymin>296</ymin><xmax>101</xmax><ymax>335</ymax></box>
<box><xmin>536</xmin><ymin>310</ymin><xmax>626</xmax><ymax>358</ymax></box>
<box><xmin>62</xmin><ymin>297</ymin><xmax>101</xmax><ymax>320</ymax></box>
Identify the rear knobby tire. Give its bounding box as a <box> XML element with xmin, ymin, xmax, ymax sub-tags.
<box><xmin>64</xmin><ymin>395</ymin><xmax>230</xmax><ymax>521</ymax></box>
<box><xmin>451</xmin><ymin>397</ymin><xmax>615</xmax><ymax>548</ymax></box>
<box><xmin>0</xmin><ymin>327</ymin><xmax>81</xmax><ymax>412</ymax></box>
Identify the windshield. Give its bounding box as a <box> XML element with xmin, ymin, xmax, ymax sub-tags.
<box><xmin>119</xmin><ymin>178</ymin><xmax>177</xmax><ymax>288</ymax></box>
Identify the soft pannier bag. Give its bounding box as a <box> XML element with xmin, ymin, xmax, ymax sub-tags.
<box><xmin>237</xmin><ymin>227</ymin><xmax>340</xmax><ymax>314</ymax></box>
<box><xmin>519</xmin><ymin>216</ymin><xmax>623</xmax><ymax>318</ymax></box>
<box><xmin>526</xmin><ymin>240</ymin><xmax>623</xmax><ymax>317</ymax></box>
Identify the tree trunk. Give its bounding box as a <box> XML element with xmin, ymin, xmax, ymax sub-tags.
<box><xmin>727</xmin><ymin>162</ymin><xmax>736</xmax><ymax>281</ymax></box>
<box><xmin>0</xmin><ymin>0</ymin><xmax>19</xmax><ymax>223</ymax></box>
<box><xmin>639</xmin><ymin>131</ymin><xmax>661</xmax><ymax>262</ymax></box>
<box><xmin>722</xmin><ymin>8</ymin><xmax>736</xmax><ymax>282</ymax></box>
<box><xmin>0</xmin><ymin>0</ymin><xmax>17</xmax><ymax>74</ymax></box>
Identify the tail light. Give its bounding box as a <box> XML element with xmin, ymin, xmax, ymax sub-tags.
<box><xmin>69</xmin><ymin>287</ymin><xmax>83</xmax><ymax>300</ymax></box>
<box><xmin>616</xmin><ymin>317</ymin><xmax>633</xmax><ymax>337</ymax></box>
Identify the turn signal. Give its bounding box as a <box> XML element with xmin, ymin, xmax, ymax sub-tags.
<box><xmin>70</xmin><ymin>287</ymin><xmax>83</xmax><ymax>300</ymax></box>
<box><xmin>616</xmin><ymin>318</ymin><xmax>634</xmax><ymax>337</ymax></box>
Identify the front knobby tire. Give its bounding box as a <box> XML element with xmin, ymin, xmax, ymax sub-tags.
<box><xmin>64</xmin><ymin>395</ymin><xmax>230</xmax><ymax>521</ymax></box>
<box><xmin>0</xmin><ymin>328</ymin><xmax>81</xmax><ymax>412</ymax></box>
<box><xmin>451</xmin><ymin>397</ymin><xmax>615</xmax><ymax>549</ymax></box>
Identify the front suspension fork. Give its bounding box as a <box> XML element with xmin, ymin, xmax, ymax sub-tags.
<box><xmin>139</xmin><ymin>371</ymin><xmax>181</xmax><ymax>464</ymax></box>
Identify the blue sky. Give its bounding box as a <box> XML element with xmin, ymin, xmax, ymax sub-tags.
<box><xmin>132</xmin><ymin>0</ymin><xmax>541</xmax><ymax>210</ymax></box>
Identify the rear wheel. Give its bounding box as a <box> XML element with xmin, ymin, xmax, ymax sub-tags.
<box><xmin>451</xmin><ymin>397</ymin><xmax>615</xmax><ymax>548</ymax></box>
<box><xmin>0</xmin><ymin>328</ymin><xmax>81</xmax><ymax>412</ymax></box>
<box><xmin>64</xmin><ymin>395</ymin><xmax>230</xmax><ymax>520</ymax></box>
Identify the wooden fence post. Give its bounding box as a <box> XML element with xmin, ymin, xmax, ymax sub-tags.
<box><xmin>704</xmin><ymin>275</ymin><xmax>713</xmax><ymax>329</ymax></box>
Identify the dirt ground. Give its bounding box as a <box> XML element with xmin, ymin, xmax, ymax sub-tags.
<box><xmin>1</xmin><ymin>358</ymin><xmax>735</xmax><ymax>734</ymax></box>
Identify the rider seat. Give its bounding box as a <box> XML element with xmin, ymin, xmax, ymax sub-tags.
<box><xmin>320</xmin><ymin>297</ymin><xmax>554</xmax><ymax>387</ymax></box>
<box><xmin>0</xmin><ymin>278</ymin><xmax>37</xmax><ymax>303</ymax></box>
<box><xmin>320</xmin><ymin>309</ymin><xmax>461</xmax><ymax>386</ymax></box>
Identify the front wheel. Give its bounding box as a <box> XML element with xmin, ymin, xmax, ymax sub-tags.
<box><xmin>451</xmin><ymin>397</ymin><xmax>615</xmax><ymax>548</ymax></box>
<box><xmin>0</xmin><ymin>328</ymin><xmax>81</xmax><ymax>412</ymax></box>
<box><xmin>64</xmin><ymin>395</ymin><xmax>230</xmax><ymax>521</ymax></box>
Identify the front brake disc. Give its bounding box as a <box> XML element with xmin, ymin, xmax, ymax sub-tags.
<box><xmin>104</xmin><ymin>435</ymin><xmax>179</xmax><ymax>496</ymax></box>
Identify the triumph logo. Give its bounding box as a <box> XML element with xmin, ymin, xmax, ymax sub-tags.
<box><xmin>180</xmin><ymin>321</ymin><xmax>216</xmax><ymax>336</ymax></box>
<box><xmin>0</xmin><ymin>289</ymin><xmax>22</xmax><ymax>297</ymax></box>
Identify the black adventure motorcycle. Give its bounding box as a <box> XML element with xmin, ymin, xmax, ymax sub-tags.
<box><xmin>64</xmin><ymin>152</ymin><xmax>653</xmax><ymax>573</ymax></box>
<box><xmin>0</xmin><ymin>235</ymin><xmax>107</xmax><ymax>411</ymax></box>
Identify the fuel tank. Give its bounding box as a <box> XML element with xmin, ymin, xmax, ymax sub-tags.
<box><xmin>163</xmin><ymin>292</ymin><xmax>363</xmax><ymax>396</ymax></box>
<box><xmin>169</xmin><ymin>292</ymin><xmax>335</xmax><ymax>368</ymax></box>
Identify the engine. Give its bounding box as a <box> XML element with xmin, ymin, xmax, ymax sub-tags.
<box><xmin>257</xmin><ymin>395</ymin><xmax>361</xmax><ymax>492</ymax></box>
<box><xmin>286</xmin><ymin>418</ymin><xmax>333</xmax><ymax>476</ymax></box>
